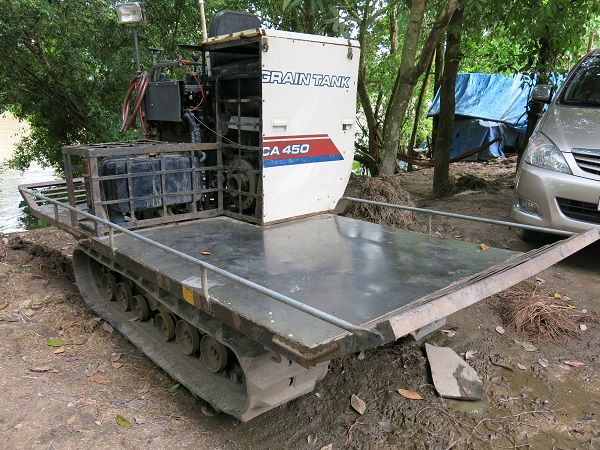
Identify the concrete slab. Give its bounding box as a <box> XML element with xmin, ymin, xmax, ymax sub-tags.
<box><xmin>425</xmin><ymin>343</ymin><xmax>484</xmax><ymax>400</ymax></box>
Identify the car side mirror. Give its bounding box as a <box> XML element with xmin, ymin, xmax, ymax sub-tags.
<box><xmin>531</xmin><ymin>84</ymin><xmax>553</xmax><ymax>103</ymax></box>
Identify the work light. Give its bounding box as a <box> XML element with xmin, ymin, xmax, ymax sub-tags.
<box><xmin>116</xmin><ymin>2</ymin><xmax>147</xmax><ymax>25</ymax></box>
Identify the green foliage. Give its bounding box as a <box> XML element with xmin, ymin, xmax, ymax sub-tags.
<box><xmin>0</xmin><ymin>0</ymin><xmax>140</xmax><ymax>170</ymax></box>
<box><xmin>460</xmin><ymin>0</ymin><xmax>600</xmax><ymax>76</ymax></box>
<box><xmin>0</xmin><ymin>0</ymin><xmax>227</xmax><ymax>171</ymax></box>
<box><xmin>1</xmin><ymin>0</ymin><xmax>598</xmax><ymax>175</ymax></box>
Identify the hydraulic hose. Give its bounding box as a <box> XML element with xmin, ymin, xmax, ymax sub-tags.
<box><xmin>183</xmin><ymin>111</ymin><xmax>201</xmax><ymax>144</ymax></box>
<box><xmin>120</xmin><ymin>71</ymin><xmax>149</xmax><ymax>134</ymax></box>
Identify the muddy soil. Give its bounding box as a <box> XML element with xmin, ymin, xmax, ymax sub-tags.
<box><xmin>1</xmin><ymin>158</ymin><xmax>599</xmax><ymax>449</ymax></box>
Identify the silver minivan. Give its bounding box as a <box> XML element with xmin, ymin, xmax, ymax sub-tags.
<box><xmin>511</xmin><ymin>49</ymin><xmax>600</xmax><ymax>240</ymax></box>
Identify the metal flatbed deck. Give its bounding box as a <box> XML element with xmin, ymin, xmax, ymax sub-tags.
<box><xmin>102</xmin><ymin>215</ymin><xmax>511</xmax><ymax>344</ymax></box>
<box><xmin>78</xmin><ymin>213</ymin><xmax>597</xmax><ymax>367</ymax></box>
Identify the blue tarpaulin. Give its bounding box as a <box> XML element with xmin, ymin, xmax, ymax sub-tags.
<box><xmin>428</xmin><ymin>73</ymin><xmax>534</xmax><ymax>159</ymax></box>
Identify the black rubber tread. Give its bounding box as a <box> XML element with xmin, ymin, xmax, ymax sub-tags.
<box><xmin>72</xmin><ymin>245</ymin><xmax>327</xmax><ymax>421</ymax></box>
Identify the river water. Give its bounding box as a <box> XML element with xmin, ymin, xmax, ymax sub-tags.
<box><xmin>0</xmin><ymin>114</ymin><xmax>57</xmax><ymax>234</ymax></box>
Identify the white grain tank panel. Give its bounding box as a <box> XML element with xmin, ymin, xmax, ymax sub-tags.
<box><xmin>260</xmin><ymin>30</ymin><xmax>360</xmax><ymax>224</ymax></box>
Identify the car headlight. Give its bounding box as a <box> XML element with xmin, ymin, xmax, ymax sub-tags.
<box><xmin>523</xmin><ymin>133</ymin><xmax>572</xmax><ymax>174</ymax></box>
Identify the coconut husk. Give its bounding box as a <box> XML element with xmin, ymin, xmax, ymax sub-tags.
<box><xmin>442</xmin><ymin>174</ymin><xmax>500</xmax><ymax>195</ymax></box>
<box><xmin>345</xmin><ymin>175</ymin><xmax>422</xmax><ymax>231</ymax></box>
<box><xmin>496</xmin><ymin>280</ymin><xmax>596</xmax><ymax>341</ymax></box>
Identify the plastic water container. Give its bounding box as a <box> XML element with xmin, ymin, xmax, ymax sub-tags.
<box><xmin>99</xmin><ymin>154</ymin><xmax>200</xmax><ymax>213</ymax></box>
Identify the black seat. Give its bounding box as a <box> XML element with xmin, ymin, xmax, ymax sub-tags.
<box><xmin>209</xmin><ymin>10</ymin><xmax>261</xmax><ymax>74</ymax></box>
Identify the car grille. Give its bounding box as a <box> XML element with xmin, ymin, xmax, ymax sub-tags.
<box><xmin>572</xmin><ymin>148</ymin><xmax>600</xmax><ymax>176</ymax></box>
<box><xmin>556</xmin><ymin>197</ymin><xmax>600</xmax><ymax>225</ymax></box>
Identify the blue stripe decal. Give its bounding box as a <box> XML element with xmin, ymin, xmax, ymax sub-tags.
<box><xmin>264</xmin><ymin>154</ymin><xmax>344</xmax><ymax>168</ymax></box>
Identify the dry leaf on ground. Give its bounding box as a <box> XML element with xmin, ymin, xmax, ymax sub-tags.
<box><xmin>514</xmin><ymin>339</ymin><xmax>536</xmax><ymax>352</ymax></box>
<box><xmin>564</xmin><ymin>360</ymin><xmax>585</xmax><ymax>367</ymax></box>
<box><xmin>92</xmin><ymin>374</ymin><xmax>106</xmax><ymax>384</ymax></box>
<box><xmin>30</xmin><ymin>366</ymin><xmax>53</xmax><ymax>372</ymax></box>
<box><xmin>350</xmin><ymin>394</ymin><xmax>366</xmax><ymax>415</ymax></box>
<box><xmin>0</xmin><ymin>314</ymin><xmax>19</xmax><ymax>322</ymax></box>
<box><xmin>397</xmin><ymin>389</ymin><xmax>423</xmax><ymax>400</ymax></box>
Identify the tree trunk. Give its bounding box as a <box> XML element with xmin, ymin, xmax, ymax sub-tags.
<box><xmin>291</xmin><ymin>6</ymin><xmax>299</xmax><ymax>31</ymax></box>
<box><xmin>303</xmin><ymin>0</ymin><xmax>315</xmax><ymax>34</ymax></box>
<box><xmin>355</xmin><ymin>0</ymin><xmax>383</xmax><ymax>165</ymax></box>
<box><xmin>354</xmin><ymin>148</ymin><xmax>379</xmax><ymax>176</ymax></box>
<box><xmin>379</xmin><ymin>0</ymin><xmax>462</xmax><ymax>176</ymax></box>
<box><xmin>520</xmin><ymin>36</ymin><xmax>557</xmax><ymax>165</ymax></box>
<box><xmin>431</xmin><ymin>40</ymin><xmax>445</xmax><ymax>157</ymax></box>
<box><xmin>407</xmin><ymin>56</ymin><xmax>433</xmax><ymax>171</ymax></box>
<box><xmin>379</xmin><ymin>0</ymin><xmax>426</xmax><ymax>175</ymax></box>
<box><xmin>432</xmin><ymin>7</ymin><xmax>464</xmax><ymax>197</ymax></box>
<box><xmin>389</xmin><ymin>4</ymin><xmax>399</xmax><ymax>54</ymax></box>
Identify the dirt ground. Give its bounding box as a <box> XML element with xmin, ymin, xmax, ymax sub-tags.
<box><xmin>1</xmin><ymin>157</ymin><xmax>599</xmax><ymax>449</ymax></box>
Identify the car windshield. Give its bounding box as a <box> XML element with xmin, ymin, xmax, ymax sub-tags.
<box><xmin>560</xmin><ymin>53</ymin><xmax>600</xmax><ymax>107</ymax></box>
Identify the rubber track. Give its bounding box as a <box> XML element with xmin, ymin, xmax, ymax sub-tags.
<box><xmin>72</xmin><ymin>245</ymin><xmax>328</xmax><ymax>421</ymax></box>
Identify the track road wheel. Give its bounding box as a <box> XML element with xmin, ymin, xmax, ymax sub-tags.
<box><xmin>176</xmin><ymin>320</ymin><xmax>200</xmax><ymax>355</ymax></box>
<box><xmin>155</xmin><ymin>312</ymin><xmax>176</xmax><ymax>341</ymax></box>
<box><xmin>200</xmin><ymin>335</ymin><xmax>228</xmax><ymax>373</ymax></box>
<box><xmin>130</xmin><ymin>294</ymin><xmax>150</xmax><ymax>321</ymax></box>
<box><xmin>115</xmin><ymin>282</ymin><xmax>132</xmax><ymax>311</ymax></box>
<box><xmin>101</xmin><ymin>273</ymin><xmax>117</xmax><ymax>301</ymax></box>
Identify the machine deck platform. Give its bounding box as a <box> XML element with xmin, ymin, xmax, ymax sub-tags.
<box><xmin>104</xmin><ymin>215</ymin><xmax>511</xmax><ymax>344</ymax></box>
<box><xmin>82</xmin><ymin>214</ymin><xmax>597</xmax><ymax>365</ymax></box>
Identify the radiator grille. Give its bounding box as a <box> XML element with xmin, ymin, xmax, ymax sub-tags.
<box><xmin>556</xmin><ymin>197</ymin><xmax>600</xmax><ymax>225</ymax></box>
<box><xmin>572</xmin><ymin>148</ymin><xmax>600</xmax><ymax>176</ymax></box>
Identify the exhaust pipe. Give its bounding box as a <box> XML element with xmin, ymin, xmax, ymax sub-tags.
<box><xmin>198</xmin><ymin>0</ymin><xmax>211</xmax><ymax>75</ymax></box>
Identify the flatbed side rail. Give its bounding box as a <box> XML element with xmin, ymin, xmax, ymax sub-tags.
<box><xmin>372</xmin><ymin>228</ymin><xmax>600</xmax><ymax>339</ymax></box>
<box><xmin>341</xmin><ymin>196</ymin><xmax>576</xmax><ymax>237</ymax></box>
<box><xmin>20</xmin><ymin>188</ymin><xmax>378</xmax><ymax>340</ymax></box>
<box><xmin>19</xmin><ymin>179</ymin><xmax>89</xmax><ymax>239</ymax></box>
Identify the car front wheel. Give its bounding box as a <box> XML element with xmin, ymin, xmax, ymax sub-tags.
<box><xmin>516</xmin><ymin>227</ymin><xmax>548</xmax><ymax>242</ymax></box>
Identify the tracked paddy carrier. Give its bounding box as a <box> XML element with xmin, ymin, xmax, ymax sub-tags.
<box><xmin>19</xmin><ymin>7</ymin><xmax>599</xmax><ymax>421</ymax></box>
